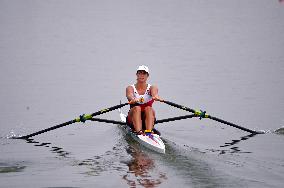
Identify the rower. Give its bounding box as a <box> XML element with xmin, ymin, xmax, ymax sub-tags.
<box><xmin>126</xmin><ymin>65</ymin><xmax>163</xmax><ymax>135</ymax></box>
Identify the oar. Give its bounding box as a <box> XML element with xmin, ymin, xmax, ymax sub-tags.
<box><xmin>89</xmin><ymin>114</ymin><xmax>197</xmax><ymax>125</ymax></box>
<box><xmin>89</xmin><ymin>117</ymin><xmax>162</xmax><ymax>136</ymax></box>
<box><xmin>90</xmin><ymin>118</ymin><xmax>126</xmax><ymax>125</ymax></box>
<box><xmin>15</xmin><ymin>102</ymin><xmax>129</xmax><ymax>139</ymax></box>
<box><xmin>162</xmin><ymin>100</ymin><xmax>263</xmax><ymax>134</ymax></box>
<box><xmin>155</xmin><ymin>114</ymin><xmax>196</xmax><ymax>124</ymax></box>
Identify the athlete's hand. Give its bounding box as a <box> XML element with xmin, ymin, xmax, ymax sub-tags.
<box><xmin>153</xmin><ymin>96</ymin><xmax>163</xmax><ymax>102</ymax></box>
<box><xmin>129</xmin><ymin>98</ymin><xmax>139</xmax><ymax>104</ymax></box>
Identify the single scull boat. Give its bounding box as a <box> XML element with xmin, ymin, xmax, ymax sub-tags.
<box><xmin>119</xmin><ymin>109</ymin><xmax>165</xmax><ymax>154</ymax></box>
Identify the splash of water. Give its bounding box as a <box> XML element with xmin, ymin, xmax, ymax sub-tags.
<box><xmin>257</xmin><ymin>129</ymin><xmax>270</xmax><ymax>134</ymax></box>
<box><xmin>255</xmin><ymin>126</ymin><xmax>284</xmax><ymax>134</ymax></box>
<box><xmin>5</xmin><ymin>130</ymin><xmax>22</xmax><ymax>139</ymax></box>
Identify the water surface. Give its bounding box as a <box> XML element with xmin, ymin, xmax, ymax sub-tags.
<box><xmin>1</xmin><ymin>0</ymin><xmax>284</xmax><ymax>187</ymax></box>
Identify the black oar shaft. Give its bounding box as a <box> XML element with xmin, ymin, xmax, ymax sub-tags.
<box><xmin>156</xmin><ymin>114</ymin><xmax>196</xmax><ymax>124</ymax></box>
<box><xmin>162</xmin><ymin>100</ymin><xmax>195</xmax><ymax>113</ymax></box>
<box><xmin>163</xmin><ymin>100</ymin><xmax>262</xmax><ymax>134</ymax></box>
<box><xmin>208</xmin><ymin>115</ymin><xmax>259</xmax><ymax>134</ymax></box>
<box><xmin>16</xmin><ymin>102</ymin><xmax>129</xmax><ymax>139</ymax></box>
<box><xmin>90</xmin><ymin>115</ymin><xmax>197</xmax><ymax>126</ymax></box>
<box><xmin>91</xmin><ymin>103</ymin><xmax>129</xmax><ymax>116</ymax></box>
<box><xmin>90</xmin><ymin>118</ymin><xmax>126</xmax><ymax>125</ymax></box>
<box><xmin>17</xmin><ymin>120</ymin><xmax>76</xmax><ymax>139</ymax></box>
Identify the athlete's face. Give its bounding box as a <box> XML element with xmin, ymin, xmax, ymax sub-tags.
<box><xmin>136</xmin><ymin>71</ymin><xmax>149</xmax><ymax>82</ymax></box>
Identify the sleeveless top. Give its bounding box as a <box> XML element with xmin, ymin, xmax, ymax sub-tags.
<box><xmin>130</xmin><ymin>84</ymin><xmax>154</xmax><ymax>111</ymax></box>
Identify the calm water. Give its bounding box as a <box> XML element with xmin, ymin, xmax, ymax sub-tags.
<box><xmin>1</xmin><ymin>0</ymin><xmax>284</xmax><ymax>187</ymax></box>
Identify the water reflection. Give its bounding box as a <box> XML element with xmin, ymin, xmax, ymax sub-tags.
<box><xmin>206</xmin><ymin>133</ymin><xmax>257</xmax><ymax>154</ymax></box>
<box><xmin>25</xmin><ymin>138</ymin><xmax>71</xmax><ymax>157</ymax></box>
<box><xmin>74</xmin><ymin>144</ymin><xmax>128</xmax><ymax>176</ymax></box>
<box><xmin>17</xmin><ymin>129</ymin><xmax>257</xmax><ymax>187</ymax></box>
<box><xmin>122</xmin><ymin>144</ymin><xmax>167</xmax><ymax>188</ymax></box>
<box><xmin>162</xmin><ymin>140</ymin><xmax>228</xmax><ymax>187</ymax></box>
<box><xmin>74</xmin><ymin>132</ymin><xmax>167</xmax><ymax>187</ymax></box>
<box><xmin>20</xmin><ymin>131</ymin><xmax>167</xmax><ymax>188</ymax></box>
<box><xmin>0</xmin><ymin>162</ymin><xmax>26</xmax><ymax>173</ymax></box>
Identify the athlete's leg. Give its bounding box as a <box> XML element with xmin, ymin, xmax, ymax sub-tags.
<box><xmin>128</xmin><ymin>106</ymin><xmax>142</xmax><ymax>132</ymax></box>
<box><xmin>144</xmin><ymin>106</ymin><xmax>155</xmax><ymax>131</ymax></box>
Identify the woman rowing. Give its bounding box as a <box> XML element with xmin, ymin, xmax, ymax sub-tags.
<box><xmin>126</xmin><ymin>65</ymin><xmax>163</xmax><ymax>135</ymax></box>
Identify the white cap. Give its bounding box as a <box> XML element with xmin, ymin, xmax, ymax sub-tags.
<box><xmin>137</xmin><ymin>65</ymin><xmax>149</xmax><ymax>74</ymax></box>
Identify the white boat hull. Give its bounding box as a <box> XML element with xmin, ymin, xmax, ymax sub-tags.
<box><xmin>119</xmin><ymin>111</ymin><xmax>165</xmax><ymax>154</ymax></box>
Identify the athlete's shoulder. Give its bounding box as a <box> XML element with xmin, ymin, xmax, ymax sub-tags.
<box><xmin>150</xmin><ymin>84</ymin><xmax>158</xmax><ymax>89</ymax></box>
<box><xmin>126</xmin><ymin>85</ymin><xmax>135</xmax><ymax>92</ymax></box>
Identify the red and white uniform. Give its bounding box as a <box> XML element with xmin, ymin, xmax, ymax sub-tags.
<box><xmin>130</xmin><ymin>84</ymin><xmax>154</xmax><ymax>111</ymax></box>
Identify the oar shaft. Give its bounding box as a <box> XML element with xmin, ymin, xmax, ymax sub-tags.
<box><xmin>16</xmin><ymin>102</ymin><xmax>129</xmax><ymax>139</ymax></box>
<box><xmin>91</xmin><ymin>103</ymin><xmax>129</xmax><ymax>116</ymax></box>
<box><xmin>208</xmin><ymin>115</ymin><xmax>259</xmax><ymax>134</ymax></box>
<box><xmin>163</xmin><ymin>100</ymin><xmax>262</xmax><ymax>134</ymax></box>
<box><xmin>17</xmin><ymin>120</ymin><xmax>76</xmax><ymax>139</ymax></box>
<box><xmin>156</xmin><ymin>114</ymin><xmax>196</xmax><ymax>124</ymax></box>
<box><xmin>90</xmin><ymin>118</ymin><xmax>126</xmax><ymax>125</ymax></box>
<box><xmin>91</xmin><ymin>115</ymin><xmax>197</xmax><ymax>126</ymax></box>
<box><xmin>162</xmin><ymin>100</ymin><xmax>195</xmax><ymax>113</ymax></box>
<box><xmin>90</xmin><ymin>115</ymin><xmax>197</xmax><ymax>126</ymax></box>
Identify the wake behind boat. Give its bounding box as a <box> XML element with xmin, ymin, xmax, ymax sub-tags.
<box><xmin>119</xmin><ymin>109</ymin><xmax>165</xmax><ymax>154</ymax></box>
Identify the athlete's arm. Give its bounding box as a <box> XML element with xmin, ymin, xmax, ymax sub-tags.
<box><xmin>150</xmin><ymin>85</ymin><xmax>163</xmax><ymax>101</ymax></box>
<box><xmin>126</xmin><ymin>86</ymin><xmax>139</xmax><ymax>104</ymax></box>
